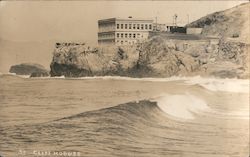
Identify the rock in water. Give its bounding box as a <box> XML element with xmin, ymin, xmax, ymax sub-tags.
<box><xmin>9</xmin><ymin>63</ymin><xmax>49</xmax><ymax>76</ymax></box>
<box><xmin>30</xmin><ymin>71</ymin><xmax>49</xmax><ymax>77</ymax></box>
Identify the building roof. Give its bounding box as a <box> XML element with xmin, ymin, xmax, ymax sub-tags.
<box><xmin>98</xmin><ymin>17</ymin><xmax>153</xmax><ymax>23</ymax></box>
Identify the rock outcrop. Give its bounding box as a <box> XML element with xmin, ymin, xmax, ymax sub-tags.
<box><xmin>30</xmin><ymin>71</ymin><xmax>49</xmax><ymax>77</ymax></box>
<box><xmin>50</xmin><ymin>36</ymin><xmax>249</xmax><ymax>78</ymax></box>
<box><xmin>9</xmin><ymin>63</ymin><xmax>49</xmax><ymax>76</ymax></box>
<box><xmin>135</xmin><ymin>36</ymin><xmax>248</xmax><ymax>78</ymax></box>
<box><xmin>50</xmin><ymin>43</ymin><xmax>139</xmax><ymax>77</ymax></box>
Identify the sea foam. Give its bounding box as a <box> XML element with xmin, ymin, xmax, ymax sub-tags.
<box><xmin>3</xmin><ymin>73</ymin><xmax>249</xmax><ymax>93</ymax></box>
<box><xmin>184</xmin><ymin>77</ymin><xmax>249</xmax><ymax>93</ymax></box>
<box><xmin>151</xmin><ymin>94</ymin><xmax>210</xmax><ymax>120</ymax></box>
<box><xmin>69</xmin><ymin>76</ymin><xmax>249</xmax><ymax>93</ymax></box>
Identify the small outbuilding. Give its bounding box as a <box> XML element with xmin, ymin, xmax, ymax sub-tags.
<box><xmin>186</xmin><ymin>27</ymin><xmax>203</xmax><ymax>35</ymax></box>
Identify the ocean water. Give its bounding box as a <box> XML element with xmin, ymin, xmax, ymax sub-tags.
<box><xmin>0</xmin><ymin>74</ymin><xmax>249</xmax><ymax>157</ymax></box>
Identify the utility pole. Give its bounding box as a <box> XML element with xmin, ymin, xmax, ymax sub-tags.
<box><xmin>187</xmin><ymin>14</ymin><xmax>189</xmax><ymax>24</ymax></box>
<box><xmin>173</xmin><ymin>14</ymin><xmax>178</xmax><ymax>27</ymax></box>
<box><xmin>155</xmin><ymin>11</ymin><xmax>159</xmax><ymax>32</ymax></box>
<box><xmin>155</xmin><ymin>16</ymin><xmax>158</xmax><ymax>31</ymax></box>
<box><xmin>173</xmin><ymin>15</ymin><xmax>175</xmax><ymax>26</ymax></box>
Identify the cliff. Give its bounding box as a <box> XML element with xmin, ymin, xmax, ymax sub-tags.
<box><xmin>138</xmin><ymin>37</ymin><xmax>248</xmax><ymax>78</ymax></box>
<box><xmin>50</xmin><ymin>37</ymin><xmax>249</xmax><ymax>78</ymax></box>
<box><xmin>50</xmin><ymin>43</ymin><xmax>139</xmax><ymax>77</ymax></box>
<box><xmin>186</xmin><ymin>2</ymin><xmax>250</xmax><ymax>43</ymax></box>
<box><xmin>50</xmin><ymin>3</ymin><xmax>249</xmax><ymax>78</ymax></box>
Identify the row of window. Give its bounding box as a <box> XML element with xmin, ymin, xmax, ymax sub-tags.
<box><xmin>117</xmin><ymin>33</ymin><xmax>143</xmax><ymax>39</ymax></box>
<box><xmin>98</xmin><ymin>40</ymin><xmax>115</xmax><ymax>44</ymax></box>
<box><xmin>116</xmin><ymin>40</ymin><xmax>135</xmax><ymax>45</ymax></box>
<box><xmin>117</xmin><ymin>23</ymin><xmax>152</xmax><ymax>30</ymax></box>
<box><xmin>98</xmin><ymin>34</ymin><xmax>114</xmax><ymax>39</ymax></box>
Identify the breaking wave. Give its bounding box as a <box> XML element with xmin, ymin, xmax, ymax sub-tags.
<box><xmin>59</xmin><ymin>92</ymin><xmax>247</xmax><ymax>123</ymax></box>
<box><xmin>151</xmin><ymin>94</ymin><xmax>210</xmax><ymax>120</ymax></box>
<box><xmin>184</xmin><ymin>77</ymin><xmax>249</xmax><ymax>93</ymax></box>
<box><xmin>0</xmin><ymin>73</ymin><xmax>30</xmax><ymax>78</ymax></box>
<box><xmin>3</xmin><ymin>92</ymin><xmax>249</xmax><ymax>157</ymax></box>
<box><xmin>31</xmin><ymin>75</ymin><xmax>250</xmax><ymax>93</ymax></box>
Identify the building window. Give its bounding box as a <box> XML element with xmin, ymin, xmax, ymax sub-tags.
<box><xmin>117</xmin><ymin>40</ymin><xmax>119</xmax><ymax>42</ymax></box>
<box><xmin>129</xmin><ymin>33</ymin><xmax>132</xmax><ymax>38</ymax></box>
<box><xmin>125</xmin><ymin>24</ymin><xmax>127</xmax><ymax>29</ymax></box>
<box><xmin>125</xmin><ymin>33</ymin><xmax>128</xmax><ymax>38</ymax></box>
<box><xmin>133</xmin><ymin>24</ymin><xmax>136</xmax><ymax>29</ymax></box>
<box><xmin>137</xmin><ymin>33</ymin><xmax>140</xmax><ymax>38</ymax></box>
<box><xmin>145</xmin><ymin>24</ymin><xmax>148</xmax><ymax>29</ymax></box>
<box><xmin>117</xmin><ymin>33</ymin><xmax>120</xmax><ymax>38</ymax></box>
<box><xmin>149</xmin><ymin>24</ymin><xmax>152</xmax><ymax>30</ymax></box>
<box><xmin>141</xmin><ymin>24</ymin><xmax>144</xmax><ymax>30</ymax></box>
<box><xmin>121</xmin><ymin>24</ymin><xmax>124</xmax><ymax>29</ymax></box>
<box><xmin>129</xmin><ymin>24</ymin><xmax>132</xmax><ymax>29</ymax></box>
<box><xmin>117</xmin><ymin>24</ymin><xmax>119</xmax><ymax>29</ymax></box>
<box><xmin>121</xmin><ymin>41</ymin><xmax>123</xmax><ymax>45</ymax></box>
<box><xmin>137</xmin><ymin>24</ymin><xmax>140</xmax><ymax>29</ymax></box>
<box><xmin>121</xmin><ymin>33</ymin><xmax>124</xmax><ymax>38</ymax></box>
<box><xmin>133</xmin><ymin>33</ymin><xmax>136</xmax><ymax>38</ymax></box>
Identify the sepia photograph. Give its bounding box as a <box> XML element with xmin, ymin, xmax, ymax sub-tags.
<box><xmin>0</xmin><ymin>0</ymin><xmax>249</xmax><ymax>157</ymax></box>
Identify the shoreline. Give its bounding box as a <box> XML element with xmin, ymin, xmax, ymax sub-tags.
<box><xmin>1</xmin><ymin>73</ymin><xmax>248</xmax><ymax>93</ymax></box>
<box><xmin>2</xmin><ymin>72</ymin><xmax>249</xmax><ymax>80</ymax></box>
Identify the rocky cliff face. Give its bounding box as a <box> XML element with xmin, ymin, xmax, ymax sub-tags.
<box><xmin>50</xmin><ymin>37</ymin><xmax>249</xmax><ymax>78</ymax></box>
<box><xmin>50</xmin><ymin>43</ymin><xmax>139</xmax><ymax>77</ymax></box>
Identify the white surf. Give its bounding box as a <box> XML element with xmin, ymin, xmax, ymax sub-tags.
<box><xmin>151</xmin><ymin>94</ymin><xmax>210</xmax><ymax>120</ymax></box>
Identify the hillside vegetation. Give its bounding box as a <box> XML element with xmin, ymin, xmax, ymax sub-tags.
<box><xmin>187</xmin><ymin>2</ymin><xmax>250</xmax><ymax>43</ymax></box>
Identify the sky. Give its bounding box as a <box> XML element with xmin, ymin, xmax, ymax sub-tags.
<box><xmin>0</xmin><ymin>1</ymin><xmax>247</xmax><ymax>73</ymax></box>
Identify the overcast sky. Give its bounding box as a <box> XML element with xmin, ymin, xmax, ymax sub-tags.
<box><xmin>0</xmin><ymin>1</ymin><xmax>246</xmax><ymax>43</ymax></box>
<box><xmin>0</xmin><ymin>1</ymin><xmax>247</xmax><ymax>73</ymax></box>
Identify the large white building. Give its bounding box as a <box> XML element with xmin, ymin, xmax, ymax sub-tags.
<box><xmin>98</xmin><ymin>17</ymin><xmax>153</xmax><ymax>45</ymax></box>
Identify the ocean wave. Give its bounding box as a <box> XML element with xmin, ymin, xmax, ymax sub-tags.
<box><xmin>56</xmin><ymin>94</ymin><xmax>206</xmax><ymax>123</ymax></box>
<box><xmin>151</xmin><ymin>94</ymin><xmax>210</xmax><ymax>120</ymax></box>
<box><xmin>184</xmin><ymin>77</ymin><xmax>249</xmax><ymax>93</ymax></box>
<box><xmin>0</xmin><ymin>73</ymin><xmax>30</xmax><ymax>78</ymax></box>
<box><xmin>54</xmin><ymin>75</ymin><xmax>249</xmax><ymax>93</ymax></box>
<box><xmin>1</xmin><ymin>73</ymin><xmax>248</xmax><ymax>93</ymax></box>
<box><xmin>36</xmin><ymin>75</ymin><xmax>182</xmax><ymax>81</ymax></box>
<box><xmin>58</xmin><ymin>95</ymin><xmax>198</xmax><ymax>122</ymax></box>
<box><xmin>58</xmin><ymin>91</ymin><xmax>248</xmax><ymax>123</ymax></box>
<box><xmin>3</xmin><ymin>95</ymin><xmax>248</xmax><ymax>157</ymax></box>
<box><xmin>58</xmin><ymin>100</ymin><xmax>161</xmax><ymax>122</ymax></box>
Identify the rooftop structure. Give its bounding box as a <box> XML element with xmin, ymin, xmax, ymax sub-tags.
<box><xmin>98</xmin><ymin>17</ymin><xmax>153</xmax><ymax>45</ymax></box>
